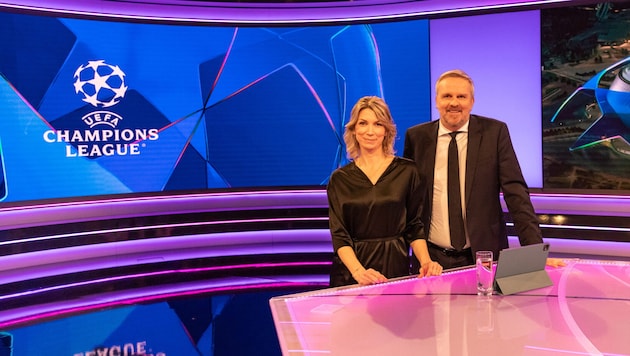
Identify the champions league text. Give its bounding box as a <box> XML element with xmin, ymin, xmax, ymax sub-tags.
<box><xmin>43</xmin><ymin>128</ymin><xmax>159</xmax><ymax>158</ymax></box>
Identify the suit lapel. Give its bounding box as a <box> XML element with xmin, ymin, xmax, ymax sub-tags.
<box><xmin>465</xmin><ymin>115</ymin><xmax>481</xmax><ymax>204</ymax></box>
<box><xmin>426</xmin><ymin>121</ymin><xmax>439</xmax><ymax>204</ymax></box>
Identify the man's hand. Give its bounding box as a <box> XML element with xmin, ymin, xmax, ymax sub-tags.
<box><xmin>419</xmin><ymin>261</ymin><xmax>443</xmax><ymax>277</ymax></box>
<box><xmin>546</xmin><ymin>258</ymin><xmax>566</xmax><ymax>268</ymax></box>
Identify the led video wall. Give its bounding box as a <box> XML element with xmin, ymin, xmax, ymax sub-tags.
<box><xmin>0</xmin><ymin>7</ymin><xmax>546</xmax><ymax>205</ymax></box>
<box><xmin>541</xmin><ymin>1</ymin><xmax>630</xmax><ymax>191</ymax></box>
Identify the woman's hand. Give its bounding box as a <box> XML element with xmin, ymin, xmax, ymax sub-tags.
<box><xmin>419</xmin><ymin>261</ymin><xmax>443</xmax><ymax>277</ymax></box>
<box><xmin>352</xmin><ymin>267</ymin><xmax>388</xmax><ymax>285</ymax></box>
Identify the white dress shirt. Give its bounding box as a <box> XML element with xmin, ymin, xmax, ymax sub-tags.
<box><xmin>429</xmin><ymin>120</ymin><xmax>470</xmax><ymax>249</ymax></box>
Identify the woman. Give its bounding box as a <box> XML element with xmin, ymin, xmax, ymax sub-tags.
<box><xmin>327</xmin><ymin>96</ymin><xmax>442</xmax><ymax>287</ymax></box>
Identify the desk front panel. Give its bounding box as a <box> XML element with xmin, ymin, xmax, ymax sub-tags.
<box><xmin>270</xmin><ymin>260</ymin><xmax>630</xmax><ymax>355</ymax></box>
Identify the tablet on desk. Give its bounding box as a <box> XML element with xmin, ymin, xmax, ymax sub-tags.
<box><xmin>493</xmin><ymin>243</ymin><xmax>552</xmax><ymax>295</ymax></box>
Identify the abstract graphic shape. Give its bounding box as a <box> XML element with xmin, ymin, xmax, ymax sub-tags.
<box><xmin>551</xmin><ymin>56</ymin><xmax>630</xmax><ymax>156</ymax></box>
<box><xmin>200</xmin><ymin>26</ymin><xmax>383</xmax><ymax>187</ymax></box>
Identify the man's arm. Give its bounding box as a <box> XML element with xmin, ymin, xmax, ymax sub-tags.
<box><xmin>496</xmin><ymin>122</ymin><xmax>543</xmax><ymax>245</ymax></box>
<box><xmin>495</xmin><ymin>123</ymin><xmax>565</xmax><ymax>267</ymax></box>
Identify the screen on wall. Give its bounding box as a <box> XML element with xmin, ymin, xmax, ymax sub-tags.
<box><xmin>0</xmin><ymin>12</ymin><xmax>431</xmax><ymax>204</ymax></box>
<box><xmin>542</xmin><ymin>1</ymin><xmax>630</xmax><ymax>191</ymax></box>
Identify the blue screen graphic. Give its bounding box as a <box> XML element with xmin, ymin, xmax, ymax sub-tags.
<box><xmin>0</xmin><ymin>12</ymin><xmax>431</xmax><ymax>203</ymax></box>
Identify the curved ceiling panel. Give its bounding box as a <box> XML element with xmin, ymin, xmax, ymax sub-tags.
<box><xmin>0</xmin><ymin>0</ymin><xmax>571</xmax><ymax>24</ymax></box>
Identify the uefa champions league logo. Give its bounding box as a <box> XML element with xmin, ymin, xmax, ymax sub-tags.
<box><xmin>73</xmin><ymin>60</ymin><xmax>128</xmax><ymax>108</ymax></box>
<box><xmin>40</xmin><ymin>59</ymin><xmax>159</xmax><ymax>158</ymax></box>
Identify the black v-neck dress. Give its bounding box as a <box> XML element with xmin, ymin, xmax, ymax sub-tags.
<box><xmin>327</xmin><ymin>156</ymin><xmax>426</xmax><ymax>287</ymax></box>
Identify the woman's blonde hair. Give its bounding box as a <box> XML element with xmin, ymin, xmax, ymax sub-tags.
<box><xmin>343</xmin><ymin>96</ymin><xmax>397</xmax><ymax>160</ymax></box>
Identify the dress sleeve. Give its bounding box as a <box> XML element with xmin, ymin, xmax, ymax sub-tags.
<box><xmin>327</xmin><ymin>171</ymin><xmax>354</xmax><ymax>254</ymax></box>
<box><xmin>403</xmin><ymin>163</ymin><xmax>426</xmax><ymax>244</ymax></box>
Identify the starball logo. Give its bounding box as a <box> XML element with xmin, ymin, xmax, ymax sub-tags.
<box><xmin>43</xmin><ymin>60</ymin><xmax>160</xmax><ymax>158</ymax></box>
<box><xmin>74</xmin><ymin>60</ymin><xmax>128</xmax><ymax>108</ymax></box>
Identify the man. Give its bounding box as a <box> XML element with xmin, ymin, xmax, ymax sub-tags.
<box><xmin>404</xmin><ymin>69</ymin><xmax>559</xmax><ymax>269</ymax></box>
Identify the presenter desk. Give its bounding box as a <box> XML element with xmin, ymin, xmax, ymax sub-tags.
<box><xmin>270</xmin><ymin>259</ymin><xmax>630</xmax><ymax>355</ymax></box>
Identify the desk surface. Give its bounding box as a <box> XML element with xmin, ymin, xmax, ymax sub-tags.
<box><xmin>270</xmin><ymin>259</ymin><xmax>630</xmax><ymax>355</ymax></box>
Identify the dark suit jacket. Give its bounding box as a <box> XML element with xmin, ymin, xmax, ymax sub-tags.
<box><xmin>403</xmin><ymin>114</ymin><xmax>543</xmax><ymax>258</ymax></box>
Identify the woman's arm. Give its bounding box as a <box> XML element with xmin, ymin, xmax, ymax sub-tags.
<box><xmin>337</xmin><ymin>246</ymin><xmax>387</xmax><ymax>285</ymax></box>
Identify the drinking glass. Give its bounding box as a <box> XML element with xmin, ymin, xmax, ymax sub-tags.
<box><xmin>476</xmin><ymin>251</ymin><xmax>494</xmax><ymax>296</ymax></box>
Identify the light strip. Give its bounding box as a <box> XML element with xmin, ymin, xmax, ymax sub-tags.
<box><xmin>507</xmin><ymin>222</ymin><xmax>630</xmax><ymax>233</ymax></box>
<box><xmin>0</xmin><ymin>216</ymin><xmax>329</xmax><ymax>246</ymax></box>
<box><xmin>0</xmin><ymin>188</ymin><xmax>327</xmax><ymax>212</ymax></box>
<box><xmin>0</xmin><ymin>229</ymin><xmax>334</xmax><ymax>284</ymax></box>
<box><xmin>1</xmin><ymin>189</ymin><xmax>628</xmax><ymax>231</ymax></box>
<box><xmin>0</xmin><ymin>278</ymin><xmax>329</xmax><ymax>329</ymax></box>
<box><xmin>0</xmin><ymin>189</ymin><xmax>329</xmax><ymax>230</ymax></box>
<box><xmin>0</xmin><ymin>261</ymin><xmax>331</xmax><ymax>302</ymax></box>
<box><xmin>6</xmin><ymin>220</ymin><xmax>626</xmax><ymax>248</ymax></box>
<box><xmin>539</xmin><ymin>224</ymin><xmax>630</xmax><ymax>232</ymax></box>
<box><xmin>0</xmin><ymin>0</ymin><xmax>574</xmax><ymax>25</ymax></box>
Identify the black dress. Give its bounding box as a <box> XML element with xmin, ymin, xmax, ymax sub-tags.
<box><xmin>327</xmin><ymin>156</ymin><xmax>425</xmax><ymax>287</ymax></box>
